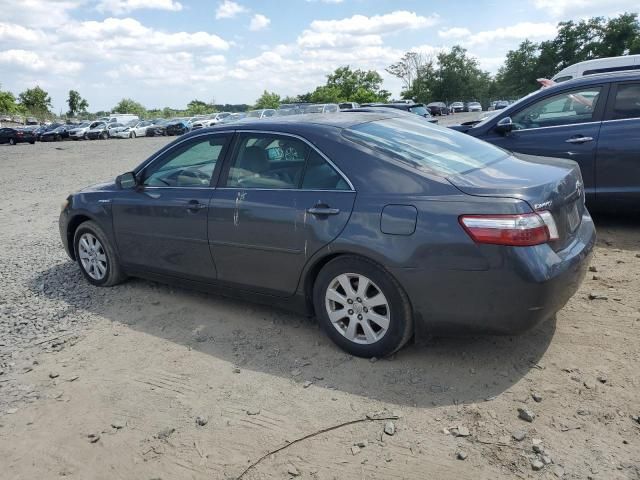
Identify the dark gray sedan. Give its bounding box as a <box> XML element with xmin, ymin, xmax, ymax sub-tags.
<box><xmin>59</xmin><ymin>113</ymin><xmax>595</xmax><ymax>357</ymax></box>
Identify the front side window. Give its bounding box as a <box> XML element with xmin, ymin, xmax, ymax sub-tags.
<box><xmin>610</xmin><ymin>83</ymin><xmax>640</xmax><ymax>120</ymax></box>
<box><xmin>143</xmin><ymin>135</ymin><xmax>229</xmax><ymax>187</ymax></box>
<box><xmin>343</xmin><ymin>117</ymin><xmax>508</xmax><ymax>176</ymax></box>
<box><xmin>511</xmin><ymin>87</ymin><xmax>602</xmax><ymax>130</ymax></box>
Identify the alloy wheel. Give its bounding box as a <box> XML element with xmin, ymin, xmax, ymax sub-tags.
<box><xmin>78</xmin><ymin>233</ymin><xmax>108</xmax><ymax>280</ymax></box>
<box><xmin>325</xmin><ymin>273</ymin><xmax>390</xmax><ymax>345</ymax></box>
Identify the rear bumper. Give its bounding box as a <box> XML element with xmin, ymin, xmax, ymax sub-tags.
<box><xmin>392</xmin><ymin>211</ymin><xmax>596</xmax><ymax>336</ymax></box>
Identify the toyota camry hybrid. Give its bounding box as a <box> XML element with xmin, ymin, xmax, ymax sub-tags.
<box><xmin>59</xmin><ymin>112</ymin><xmax>595</xmax><ymax>357</ymax></box>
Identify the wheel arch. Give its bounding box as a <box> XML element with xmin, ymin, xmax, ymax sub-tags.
<box><xmin>66</xmin><ymin>214</ymin><xmax>93</xmax><ymax>260</ymax></box>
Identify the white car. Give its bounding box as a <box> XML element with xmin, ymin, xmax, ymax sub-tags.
<box><xmin>109</xmin><ymin>121</ymin><xmax>140</xmax><ymax>139</ymax></box>
<box><xmin>112</xmin><ymin>120</ymin><xmax>153</xmax><ymax>138</ymax></box>
<box><xmin>68</xmin><ymin>121</ymin><xmax>101</xmax><ymax>140</ymax></box>
<box><xmin>191</xmin><ymin>112</ymin><xmax>232</xmax><ymax>129</ymax></box>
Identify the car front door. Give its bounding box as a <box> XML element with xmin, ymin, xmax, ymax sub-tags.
<box><xmin>595</xmin><ymin>81</ymin><xmax>640</xmax><ymax>208</ymax></box>
<box><xmin>482</xmin><ymin>85</ymin><xmax>608</xmax><ymax>202</ymax></box>
<box><xmin>208</xmin><ymin>131</ymin><xmax>355</xmax><ymax>296</ymax></box>
<box><xmin>112</xmin><ymin>133</ymin><xmax>232</xmax><ymax>281</ymax></box>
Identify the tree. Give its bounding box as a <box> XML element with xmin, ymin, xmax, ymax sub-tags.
<box><xmin>18</xmin><ymin>86</ymin><xmax>52</xmax><ymax>116</ymax></box>
<box><xmin>254</xmin><ymin>90</ymin><xmax>281</xmax><ymax>109</ymax></box>
<box><xmin>386</xmin><ymin>51</ymin><xmax>433</xmax><ymax>91</ymax></box>
<box><xmin>0</xmin><ymin>86</ymin><xmax>19</xmax><ymax>114</ymax></box>
<box><xmin>187</xmin><ymin>99</ymin><xmax>215</xmax><ymax>115</ymax></box>
<box><xmin>494</xmin><ymin>40</ymin><xmax>544</xmax><ymax>98</ymax></box>
<box><xmin>112</xmin><ymin>98</ymin><xmax>147</xmax><ymax>117</ymax></box>
<box><xmin>302</xmin><ymin>66</ymin><xmax>391</xmax><ymax>104</ymax></box>
<box><xmin>67</xmin><ymin>90</ymin><xmax>89</xmax><ymax>117</ymax></box>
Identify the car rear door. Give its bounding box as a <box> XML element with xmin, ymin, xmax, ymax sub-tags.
<box><xmin>595</xmin><ymin>81</ymin><xmax>640</xmax><ymax>208</ymax></box>
<box><xmin>482</xmin><ymin>84</ymin><xmax>608</xmax><ymax>203</ymax></box>
<box><xmin>112</xmin><ymin>132</ymin><xmax>232</xmax><ymax>281</ymax></box>
<box><xmin>208</xmin><ymin>131</ymin><xmax>355</xmax><ymax>296</ymax></box>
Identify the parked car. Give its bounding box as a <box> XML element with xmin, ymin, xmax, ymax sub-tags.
<box><xmin>464</xmin><ymin>102</ymin><xmax>482</xmax><ymax>112</ymax></box>
<box><xmin>552</xmin><ymin>54</ymin><xmax>640</xmax><ymax>83</ymax></box>
<box><xmin>59</xmin><ymin>112</ymin><xmax>594</xmax><ymax>357</ymax></box>
<box><xmin>357</xmin><ymin>103</ymin><xmax>438</xmax><ymax>123</ymax></box>
<box><xmin>86</xmin><ymin>123</ymin><xmax>111</xmax><ymax>140</ymax></box>
<box><xmin>494</xmin><ymin>100</ymin><xmax>510</xmax><ymax>110</ymax></box>
<box><xmin>302</xmin><ymin>104</ymin><xmax>340</xmax><ymax>114</ymax></box>
<box><xmin>247</xmin><ymin>109</ymin><xmax>277</xmax><ymax>119</ymax></box>
<box><xmin>219</xmin><ymin>112</ymin><xmax>247</xmax><ymax>124</ymax></box>
<box><xmin>0</xmin><ymin>127</ymin><xmax>36</xmax><ymax>145</ymax></box>
<box><xmin>191</xmin><ymin>113</ymin><xmax>232</xmax><ymax>129</ymax></box>
<box><xmin>426</xmin><ymin>102</ymin><xmax>449</xmax><ymax>115</ymax></box>
<box><xmin>25</xmin><ymin>117</ymin><xmax>39</xmax><ymax>125</ymax></box>
<box><xmin>146</xmin><ymin>119</ymin><xmax>169</xmax><ymax>137</ymax></box>
<box><xmin>40</xmin><ymin>125</ymin><xmax>70</xmax><ymax>142</ymax></box>
<box><xmin>339</xmin><ymin>102</ymin><xmax>360</xmax><ymax>110</ymax></box>
<box><xmin>68</xmin><ymin>121</ymin><xmax>100</xmax><ymax>140</ymax></box>
<box><xmin>448</xmin><ymin>71</ymin><xmax>640</xmax><ymax>210</ymax></box>
<box><xmin>165</xmin><ymin>119</ymin><xmax>192</xmax><ymax>136</ymax></box>
<box><xmin>109</xmin><ymin>121</ymin><xmax>139</xmax><ymax>139</ymax></box>
<box><xmin>105</xmin><ymin>113</ymin><xmax>140</xmax><ymax>124</ymax></box>
<box><xmin>449</xmin><ymin>102</ymin><xmax>464</xmax><ymax>113</ymax></box>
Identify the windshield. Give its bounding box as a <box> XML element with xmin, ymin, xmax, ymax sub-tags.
<box><xmin>409</xmin><ymin>105</ymin><xmax>429</xmax><ymax>116</ymax></box>
<box><xmin>77</xmin><ymin>122</ymin><xmax>90</xmax><ymax>128</ymax></box>
<box><xmin>343</xmin><ymin>117</ymin><xmax>509</xmax><ymax>176</ymax></box>
<box><xmin>247</xmin><ymin>110</ymin><xmax>262</xmax><ymax>118</ymax></box>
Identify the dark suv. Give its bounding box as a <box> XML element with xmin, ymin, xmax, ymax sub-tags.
<box><xmin>450</xmin><ymin>71</ymin><xmax>640</xmax><ymax>210</ymax></box>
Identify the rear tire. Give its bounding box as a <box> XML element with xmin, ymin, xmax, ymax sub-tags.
<box><xmin>29</xmin><ymin>140</ymin><xmax>35</xmax><ymax>144</ymax></box>
<box><xmin>313</xmin><ymin>256</ymin><xmax>413</xmax><ymax>358</ymax></box>
<box><xmin>73</xmin><ymin>220</ymin><xmax>126</xmax><ymax>287</ymax></box>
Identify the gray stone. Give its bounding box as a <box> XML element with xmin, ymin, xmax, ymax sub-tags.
<box><xmin>355</xmin><ymin>440</ymin><xmax>368</xmax><ymax>448</ymax></box>
<box><xmin>588</xmin><ymin>266</ymin><xmax>597</xmax><ymax>272</ymax></box>
<box><xmin>303</xmin><ymin>381</ymin><xmax>312</xmax><ymax>388</ymax></box>
<box><xmin>542</xmin><ymin>455</ymin><xmax>553</xmax><ymax>465</ymax></box>
<box><xmin>531</xmin><ymin>459</ymin><xmax>545</xmax><ymax>471</ymax></box>
<box><xmin>111</xmin><ymin>419</ymin><xmax>126</xmax><ymax>429</ymax></box>
<box><xmin>247</xmin><ymin>409</ymin><xmax>261</xmax><ymax>416</ymax></box>
<box><xmin>532</xmin><ymin>392</ymin><xmax>543</xmax><ymax>403</ymax></box>
<box><xmin>456</xmin><ymin>450</ymin><xmax>468</xmax><ymax>460</ymax></box>
<box><xmin>195</xmin><ymin>416</ymin><xmax>208</xmax><ymax>427</ymax></box>
<box><xmin>512</xmin><ymin>430</ymin><xmax>527</xmax><ymax>441</ymax></box>
<box><xmin>588</xmin><ymin>292</ymin><xmax>608</xmax><ymax>300</ymax></box>
<box><xmin>287</xmin><ymin>464</ymin><xmax>300</xmax><ymax>476</ymax></box>
<box><xmin>49</xmin><ymin>372</ymin><xmax>59</xmax><ymax>379</ymax></box>
<box><xmin>157</xmin><ymin>427</ymin><xmax>175</xmax><ymax>440</ymax></box>
<box><xmin>232</xmin><ymin>367</ymin><xmax>241</xmax><ymax>374</ymax></box>
<box><xmin>518</xmin><ymin>408</ymin><xmax>536</xmax><ymax>422</ymax></box>
<box><xmin>384</xmin><ymin>421</ymin><xmax>395</xmax><ymax>436</ymax></box>
<box><xmin>351</xmin><ymin>445</ymin><xmax>361</xmax><ymax>455</ymax></box>
<box><xmin>88</xmin><ymin>433</ymin><xmax>100</xmax><ymax>444</ymax></box>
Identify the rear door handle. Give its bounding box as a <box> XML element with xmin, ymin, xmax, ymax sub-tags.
<box><xmin>187</xmin><ymin>200</ymin><xmax>207</xmax><ymax>211</ymax></box>
<box><xmin>307</xmin><ymin>207</ymin><xmax>340</xmax><ymax>216</ymax></box>
<box><xmin>565</xmin><ymin>136</ymin><xmax>594</xmax><ymax>144</ymax></box>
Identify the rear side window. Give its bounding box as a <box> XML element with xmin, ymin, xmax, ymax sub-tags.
<box><xmin>301</xmin><ymin>151</ymin><xmax>350</xmax><ymax>190</ymax></box>
<box><xmin>610</xmin><ymin>83</ymin><xmax>640</xmax><ymax>120</ymax></box>
<box><xmin>343</xmin><ymin>117</ymin><xmax>508</xmax><ymax>176</ymax></box>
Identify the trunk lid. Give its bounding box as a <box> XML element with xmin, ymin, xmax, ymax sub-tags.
<box><xmin>448</xmin><ymin>153</ymin><xmax>586</xmax><ymax>250</ymax></box>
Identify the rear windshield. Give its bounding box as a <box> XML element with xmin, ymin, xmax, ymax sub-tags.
<box><xmin>342</xmin><ymin>117</ymin><xmax>509</xmax><ymax>176</ymax></box>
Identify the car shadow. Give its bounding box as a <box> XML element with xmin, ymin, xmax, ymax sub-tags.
<box><xmin>31</xmin><ymin>260</ymin><xmax>555</xmax><ymax>408</ymax></box>
<box><xmin>591</xmin><ymin>211</ymin><xmax>640</xmax><ymax>252</ymax></box>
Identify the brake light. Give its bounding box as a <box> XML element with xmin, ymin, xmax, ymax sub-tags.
<box><xmin>459</xmin><ymin>211</ymin><xmax>559</xmax><ymax>246</ymax></box>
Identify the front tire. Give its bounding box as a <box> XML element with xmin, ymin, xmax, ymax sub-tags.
<box><xmin>9</xmin><ymin>138</ymin><xmax>16</xmax><ymax>145</ymax></box>
<box><xmin>131</xmin><ymin>131</ymin><xmax>136</xmax><ymax>138</ymax></box>
<box><xmin>73</xmin><ymin>220</ymin><xmax>126</xmax><ymax>287</ymax></box>
<box><xmin>101</xmin><ymin>132</ymin><xmax>108</xmax><ymax>140</ymax></box>
<box><xmin>83</xmin><ymin>133</ymin><xmax>88</xmax><ymax>140</ymax></box>
<box><xmin>313</xmin><ymin>256</ymin><xmax>413</xmax><ymax>358</ymax></box>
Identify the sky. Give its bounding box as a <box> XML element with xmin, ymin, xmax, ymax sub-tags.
<box><xmin>0</xmin><ymin>0</ymin><xmax>637</xmax><ymax>113</ymax></box>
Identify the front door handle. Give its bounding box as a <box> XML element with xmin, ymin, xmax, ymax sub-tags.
<box><xmin>187</xmin><ymin>200</ymin><xmax>207</xmax><ymax>212</ymax></box>
<box><xmin>565</xmin><ymin>136</ymin><xmax>594</xmax><ymax>144</ymax></box>
<box><xmin>307</xmin><ymin>206</ymin><xmax>340</xmax><ymax>216</ymax></box>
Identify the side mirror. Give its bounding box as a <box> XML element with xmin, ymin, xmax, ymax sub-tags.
<box><xmin>495</xmin><ymin>116</ymin><xmax>514</xmax><ymax>134</ymax></box>
<box><xmin>116</xmin><ymin>171</ymin><xmax>137</xmax><ymax>189</ymax></box>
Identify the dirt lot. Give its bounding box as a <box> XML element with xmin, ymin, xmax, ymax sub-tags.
<box><xmin>0</xmin><ymin>131</ymin><xmax>639</xmax><ymax>480</ymax></box>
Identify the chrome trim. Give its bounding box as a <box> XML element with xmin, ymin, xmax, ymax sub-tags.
<box><xmin>216</xmin><ymin>187</ymin><xmax>354</xmax><ymax>193</ymax></box>
<box><xmin>235</xmin><ymin>129</ymin><xmax>356</xmax><ymax>191</ymax></box>
<box><xmin>601</xmin><ymin>117</ymin><xmax>640</xmax><ymax>124</ymax></box>
<box><xmin>511</xmin><ymin>121</ymin><xmax>600</xmax><ymax>132</ymax></box>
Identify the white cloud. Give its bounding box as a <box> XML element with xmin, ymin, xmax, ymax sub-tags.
<box><xmin>215</xmin><ymin>0</ymin><xmax>247</xmax><ymax>19</ymax></box>
<box><xmin>298</xmin><ymin>31</ymin><xmax>383</xmax><ymax>49</ymax></box>
<box><xmin>531</xmin><ymin>0</ymin><xmax>639</xmax><ymax>17</ymax></box>
<box><xmin>0</xmin><ymin>49</ymin><xmax>83</xmax><ymax>75</ymax></box>
<box><xmin>0</xmin><ymin>22</ymin><xmax>48</xmax><ymax>44</ymax></box>
<box><xmin>465</xmin><ymin>22</ymin><xmax>557</xmax><ymax>45</ymax></box>
<box><xmin>97</xmin><ymin>0</ymin><xmax>183</xmax><ymax>15</ymax></box>
<box><xmin>249</xmin><ymin>14</ymin><xmax>270</xmax><ymax>31</ymax></box>
<box><xmin>1</xmin><ymin>0</ymin><xmax>84</xmax><ymax>28</ymax></box>
<box><xmin>438</xmin><ymin>27</ymin><xmax>471</xmax><ymax>39</ymax></box>
<box><xmin>59</xmin><ymin>17</ymin><xmax>229</xmax><ymax>51</ymax></box>
<box><xmin>310</xmin><ymin>10</ymin><xmax>439</xmax><ymax>35</ymax></box>
<box><xmin>306</xmin><ymin>0</ymin><xmax>344</xmax><ymax>3</ymax></box>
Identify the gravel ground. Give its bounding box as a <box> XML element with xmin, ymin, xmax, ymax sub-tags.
<box><xmin>0</xmin><ymin>131</ymin><xmax>639</xmax><ymax>479</ymax></box>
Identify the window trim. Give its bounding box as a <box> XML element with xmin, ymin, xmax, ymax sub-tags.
<box><xmin>603</xmin><ymin>81</ymin><xmax>640</xmax><ymax>121</ymax></box>
<box><xmin>218</xmin><ymin>129</ymin><xmax>355</xmax><ymax>192</ymax></box>
<box><xmin>504</xmin><ymin>83</ymin><xmax>609</xmax><ymax>132</ymax></box>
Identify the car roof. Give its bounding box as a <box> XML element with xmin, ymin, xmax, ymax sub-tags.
<box><xmin>550</xmin><ymin>70</ymin><xmax>640</xmax><ymax>88</ymax></box>
<box><xmin>194</xmin><ymin>112</ymin><xmax>397</xmax><ymax>134</ymax></box>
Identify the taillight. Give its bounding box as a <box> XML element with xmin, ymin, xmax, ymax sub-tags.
<box><xmin>459</xmin><ymin>211</ymin><xmax>559</xmax><ymax>246</ymax></box>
